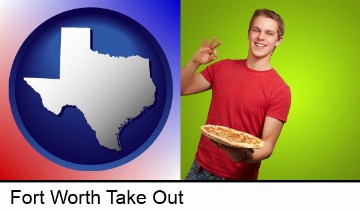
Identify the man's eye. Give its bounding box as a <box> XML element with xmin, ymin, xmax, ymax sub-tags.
<box><xmin>266</xmin><ymin>32</ymin><xmax>274</xmax><ymax>36</ymax></box>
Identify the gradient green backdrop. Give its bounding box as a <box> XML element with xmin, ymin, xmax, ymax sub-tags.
<box><xmin>181</xmin><ymin>0</ymin><xmax>360</xmax><ymax>180</ymax></box>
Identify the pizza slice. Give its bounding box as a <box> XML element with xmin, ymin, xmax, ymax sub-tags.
<box><xmin>200</xmin><ymin>124</ymin><xmax>264</xmax><ymax>149</ymax></box>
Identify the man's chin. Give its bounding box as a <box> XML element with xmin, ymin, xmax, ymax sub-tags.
<box><xmin>250</xmin><ymin>50</ymin><xmax>272</xmax><ymax>60</ymax></box>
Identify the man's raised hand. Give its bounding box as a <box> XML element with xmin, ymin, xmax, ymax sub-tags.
<box><xmin>192</xmin><ymin>37</ymin><xmax>222</xmax><ymax>65</ymax></box>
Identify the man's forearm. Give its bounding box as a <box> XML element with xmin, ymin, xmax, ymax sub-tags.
<box><xmin>180</xmin><ymin>60</ymin><xmax>201</xmax><ymax>94</ymax></box>
<box><xmin>245</xmin><ymin>145</ymin><xmax>274</xmax><ymax>163</ymax></box>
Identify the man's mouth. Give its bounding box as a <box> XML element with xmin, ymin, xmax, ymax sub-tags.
<box><xmin>255</xmin><ymin>42</ymin><xmax>266</xmax><ymax>47</ymax></box>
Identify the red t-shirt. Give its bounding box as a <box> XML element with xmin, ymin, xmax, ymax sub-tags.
<box><xmin>196</xmin><ymin>59</ymin><xmax>291</xmax><ymax>180</ymax></box>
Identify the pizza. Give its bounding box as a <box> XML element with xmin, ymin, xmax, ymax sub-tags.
<box><xmin>200</xmin><ymin>124</ymin><xmax>264</xmax><ymax>149</ymax></box>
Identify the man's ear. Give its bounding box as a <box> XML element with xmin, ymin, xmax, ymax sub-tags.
<box><xmin>275</xmin><ymin>36</ymin><xmax>283</xmax><ymax>46</ymax></box>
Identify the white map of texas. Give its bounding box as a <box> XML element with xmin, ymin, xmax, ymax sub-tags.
<box><xmin>24</xmin><ymin>27</ymin><xmax>156</xmax><ymax>151</ymax></box>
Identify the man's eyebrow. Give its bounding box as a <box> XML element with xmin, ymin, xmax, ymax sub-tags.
<box><xmin>251</xmin><ymin>26</ymin><xmax>277</xmax><ymax>33</ymax></box>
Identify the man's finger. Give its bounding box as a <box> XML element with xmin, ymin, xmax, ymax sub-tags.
<box><xmin>199</xmin><ymin>46</ymin><xmax>211</xmax><ymax>54</ymax></box>
<box><xmin>208</xmin><ymin>37</ymin><xmax>217</xmax><ymax>45</ymax></box>
<box><xmin>202</xmin><ymin>38</ymin><xmax>207</xmax><ymax>46</ymax></box>
<box><xmin>209</xmin><ymin>55</ymin><xmax>217</xmax><ymax>61</ymax></box>
<box><xmin>211</xmin><ymin>41</ymin><xmax>222</xmax><ymax>49</ymax></box>
<box><xmin>213</xmin><ymin>49</ymin><xmax>218</xmax><ymax>57</ymax></box>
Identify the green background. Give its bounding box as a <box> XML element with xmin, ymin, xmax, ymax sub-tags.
<box><xmin>181</xmin><ymin>0</ymin><xmax>360</xmax><ymax>180</ymax></box>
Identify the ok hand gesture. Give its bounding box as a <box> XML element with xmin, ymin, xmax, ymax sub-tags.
<box><xmin>192</xmin><ymin>37</ymin><xmax>222</xmax><ymax>65</ymax></box>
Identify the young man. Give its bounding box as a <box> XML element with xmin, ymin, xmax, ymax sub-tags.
<box><xmin>181</xmin><ymin>9</ymin><xmax>291</xmax><ymax>180</ymax></box>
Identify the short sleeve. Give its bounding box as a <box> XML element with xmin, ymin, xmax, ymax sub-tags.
<box><xmin>266</xmin><ymin>86</ymin><xmax>291</xmax><ymax>123</ymax></box>
<box><xmin>200</xmin><ymin>61</ymin><xmax>220</xmax><ymax>84</ymax></box>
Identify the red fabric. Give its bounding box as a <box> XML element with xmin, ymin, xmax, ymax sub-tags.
<box><xmin>196</xmin><ymin>59</ymin><xmax>291</xmax><ymax>180</ymax></box>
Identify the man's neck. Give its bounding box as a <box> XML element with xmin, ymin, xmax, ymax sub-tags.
<box><xmin>246</xmin><ymin>55</ymin><xmax>272</xmax><ymax>71</ymax></box>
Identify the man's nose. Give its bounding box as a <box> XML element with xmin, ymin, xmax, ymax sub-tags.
<box><xmin>258</xmin><ymin>32</ymin><xmax>265</xmax><ymax>40</ymax></box>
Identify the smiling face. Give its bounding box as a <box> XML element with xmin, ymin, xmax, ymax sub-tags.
<box><xmin>247</xmin><ymin>15</ymin><xmax>282</xmax><ymax>61</ymax></box>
